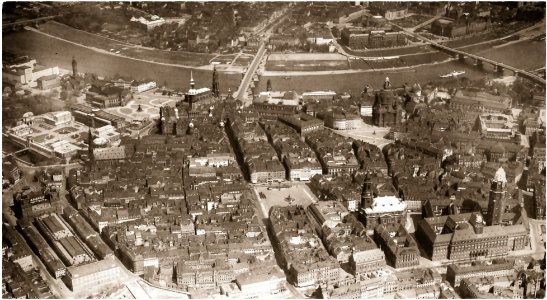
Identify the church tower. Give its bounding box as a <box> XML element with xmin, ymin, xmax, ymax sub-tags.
<box><xmin>190</xmin><ymin>71</ymin><xmax>195</xmax><ymax>89</ymax></box>
<box><xmin>360</xmin><ymin>172</ymin><xmax>374</xmax><ymax>212</ymax></box>
<box><xmin>486</xmin><ymin>167</ymin><xmax>506</xmax><ymax>226</ymax></box>
<box><xmin>383</xmin><ymin>77</ymin><xmax>391</xmax><ymax>89</ymax></box>
<box><xmin>188</xmin><ymin>72</ymin><xmax>195</xmax><ymax>111</ymax></box>
<box><xmin>72</xmin><ymin>56</ymin><xmax>78</xmax><ymax>79</ymax></box>
<box><xmin>212</xmin><ymin>66</ymin><xmax>220</xmax><ymax>98</ymax></box>
<box><xmin>87</xmin><ymin>118</ymin><xmax>94</xmax><ymax>166</ymax></box>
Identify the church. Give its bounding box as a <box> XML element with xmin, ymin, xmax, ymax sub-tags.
<box><xmin>372</xmin><ymin>77</ymin><xmax>403</xmax><ymax>127</ymax></box>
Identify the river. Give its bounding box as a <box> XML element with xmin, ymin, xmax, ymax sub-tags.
<box><xmin>3</xmin><ymin>29</ymin><xmax>545</xmax><ymax>94</ymax></box>
<box><xmin>3</xmin><ymin>30</ymin><xmax>243</xmax><ymax>91</ymax></box>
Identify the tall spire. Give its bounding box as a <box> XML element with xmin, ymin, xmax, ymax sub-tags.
<box><xmin>88</xmin><ymin>123</ymin><xmax>94</xmax><ymax>164</ymax></box>
<box><xmin>383</xmin><ymin>77</ymin><xmax>391</xmax><ymax>89</ymax></box>
<box><xmin>190</xmin><ymin>71</ymin><xmax>195</xmax><ymax>89</ymax></box>
<box><xmin>72</xmin><ymin>56</ymin><xmax>78</xmax><ymax>79</ymax></box>
<box><xmin>212</xmin><ymin>65</ymin><xmax>220</xmax><ymax>98</ymax></box>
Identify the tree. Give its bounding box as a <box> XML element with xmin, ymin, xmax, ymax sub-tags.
<box><xmin>331</xmin><ymin>26</ymin><xmax>340</xmax><ymax>38</ymax></box>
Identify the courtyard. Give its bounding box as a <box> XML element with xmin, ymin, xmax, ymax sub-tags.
<box><xmin>103</xmin><ymin>89</ymin><xmax>181</xmax><ymax>122</ymax></box>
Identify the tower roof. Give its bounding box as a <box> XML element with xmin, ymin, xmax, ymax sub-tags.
<box><xmin>493</xmin><ymin>167</ymin><xmax>507</xmax><ymax>184</ymax></box>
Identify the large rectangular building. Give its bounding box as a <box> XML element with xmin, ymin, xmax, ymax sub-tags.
<box><xmin>416</xmin><ymin>212</ymin><xmax>528</xmax><ymax>261</ymax></box>
<box><xmin>341</xmin><ymin>27</ymin><xmax>407</xmax><ymax>50</ymax></box>
<box><xmin>65</xmin><ymin>257</ymin><xmax>121</xmax><ymax>293</ymax></box>
<box><xmin>450</xmin><ymin>90</ymin><xmax>512</xmax><ymax>114</ymax></box>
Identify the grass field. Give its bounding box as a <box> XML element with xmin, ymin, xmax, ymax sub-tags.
<box><xmin>343</xmin><ymin>44</ymin><xmax>433</xmax><ymax>57</ymax></box>
<box><xmin>347</xmin><ymin>50</ymin><xmax>451</xmax><ymax>70</ymax></box>
<box><xmin>38</xmin><ymin>21</ymin><xmax>214</xmax><ymax>67</ymax></box>
<box><xmin>390</xmin><ymin>14</ymin><xmax>433</xmax><ymax>29</ymax></box>
<box><xmin>268</xmin><ymin>53</ymin><xmax>347</xmax><ymax>61</ymax></box>
<box><xmin>232</xmin><ymin>55</ymin><xmax>253</xmax><ymax>67</ymax></box>
<box><xmin>211</xmin><ymin>54</ymin><xmax>238</xmax><ymax>64</ymax></box>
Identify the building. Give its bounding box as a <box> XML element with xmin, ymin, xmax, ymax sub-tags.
<box><xmin>37</xmin><ymin>74</ymin><xmax>61</xmax><ymax>90</ymax></box>
<box><xmin>255</xmin><ymin>91</ymin><xmax>299</xmax><ymax>106</ymax></box>
<box><xmin>486</xmin><ymin>167</ymin><xmax>507</xmax><ymax>226</ymax></box>
<box><xmin>86</xmin><ymin>84</ymin><xmax>130</xmax><ymax>108</ymax></box>
<box><xmin>130</xmin><ymin>15</ymin><xmax>165</xmax><ymax>30</ymax></box>
<box><xmin>248</xmin><ymin>157</ymin><xmax>285</xmax><ymax>183</ymax></box>
<box><xmin>3</xmin><ymin>62</ymin><xmax>59</xmax><ymax>87</ymax></box>
<box><xmin>301</xmin><ymin>91</ymin><xmax>336</xmax><ymax>102</ymax></box>
<box><xmin>186</xmin><ymin>72</ymin><xmax>213</xmax><ymax>110</ymax></box>
<box><xmin>69</xmin><ymin>104</ymin><xmax>128</xmax><ymax>130</ymax></box>
<box><xmin>374</xmin><ymin>224</ymin><xmax>420</xmax><ymax>269</ymax></box>
<box><xmin>278</xmin><ymin>114</ymin><xmax>323</xmax><ymax>136</ymax></box>
<box><xmin>2</xmin><ymin>155</ymin><xmax>21</xmax><ymax>186</ymax></box>
<box><xmin>416</xmin><ymin>211</ymin><xmax>528</xmax><ymax>261</ymax></box>
<box><xmin>450</xmin><ymin>89</ymin><xmax>511</xmax><ymax>114</ymax></box>
<box><xmin>16</xmin><ymin>189</ymin><xmax>63</xmax><ymax>220</ymax></box>
<box><xmin>92</xmin><ymin>146</ymin><xmax>126</xmax><ymax>162</ymax></box>
<box><xmin>458</xmin><ymin>278</ymin><xmax>491</xmax><ymax>299</ymax></box>
<box><xmin>41</xmin><ymin>111</ymin><xmax>74</xmax><ymax>126</ymax></box>
<box><xmin>476</xmin><ymin>113</ymin><xmax>516</xmax><ymax>140</ymax></box>
<box><xmin>385</xmin><ymin>8</ymin><xmax>407</xmax><ymax>20</ymax></box>
<box><xmin>373</xmin><ymin>78</ymin><xmax>402</xmax><ymax>127</ymax></box>
<box><xmin>319</xmin><ymin>109</ymin><xmax>361</xmax><ymax>130</ymax></box>
<box><xmin>359</xmin><ymin>173</ymin><xmax>406</xmax><ymax>230</ymax></box>
<box><xmin>431</xmin><ymin>17</ymin><xmax>491</xmax><ymax>38</ymax></box>
<box><xmin>234</xmin><ymin>267</ymin><xmax>285</xmax><ymax>298</ymax></box>
<box><xmin>533</xmin><ymin>178</ymin><xmax>545</xmax><ymax>220</ymax></box>
<box><xmin>446</xmin><ymin>261</ymin><xmax>515</xmax><ymax>287</ymax></box>
<box><xmin>65</xmin><ymin>257</ymin><xmax>121</xmax><ymax>293</ymax></box>
<box><xmin>130</xmin><ymin>80</ymin><xmax>157</xmax><ymax>93</ymax></box>
<box><xmin>269</xmin><ymin>34</ymin><xmax>301</xmax><ymax>48</ymax></box>
<box><xmin>341</xmin><ymin>27</ymin><xmax>407</xmax><ymax>49</ymax></box>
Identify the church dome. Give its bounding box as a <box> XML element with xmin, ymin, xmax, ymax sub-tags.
<box><xmin>377</xmin><ymin>89</ymin><xmax>395</xmax><ymax>106</ymax></box>
<box><xmin>491</xmin><ymin>142</ymin><xmax>505</xmax><ymax>153</ymax></box>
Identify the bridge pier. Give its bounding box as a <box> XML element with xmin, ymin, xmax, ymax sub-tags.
<box><xmin>458</xmin><ymin>54</ymin><xmax>465</xmax><ymax>62</ymax></box>
<box><xmin>494</xmin><ymin>65</ymin><xmax>504</xmax><ymax>75</ymax></box>
<box><xmin>513</xmin><ymin>70</ymin><xmax>519</xmax><ymax>78</ymax></box>
<box><xmin>474</xmin><ymin>58</ymin><xmax>483</xmax><ymax>69</ymax></box>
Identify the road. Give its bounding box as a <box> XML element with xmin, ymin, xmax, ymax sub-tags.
<box><xmin>3</xmin><ymin>15</ymin><xmax>61</xmax><ymax>27</ymax></box>
<box><xmin>235</xmin><ymin>42</ymin><xmax>266</xmax><ymax>104</ymax></box>
<box><xmin>527</xmin><ymin>219</ymin><xmax>546</xmax><ymax>260</ymax></box>
<box><xmin>234</xmin><ymin>5</ymin><xmax>289</xmax><ymax>105</ymax></box>
<box><xmin>284</xmin><ymin>281</ymin><xmax>307</xmax><ymax>299</ymax></box>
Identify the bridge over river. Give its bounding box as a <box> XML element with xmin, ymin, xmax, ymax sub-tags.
<box><xmin>407</xmin><ymin>30</ymin><xmax>546</xmax><ymax>87</ymax></box>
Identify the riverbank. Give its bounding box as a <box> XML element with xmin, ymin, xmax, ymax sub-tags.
<box><xmin>28</xmin><ymin>24</ymin><xmax>212</xmax><ymax>70</ymax></box>
<box><xmin>3</xmin><ymin>29</ymin><xmax>242</xmax><ymax>91</ymax></box>
<box><xmin>37</xmin><ymin>21</ymin><xmax>213</xmax><ymax>67</ymax></box>
<box><xmin>263</xmin><ymin>57</ymin><xmax>454</xmax><ymax>77</ymax></box>
<box><xmin>32</xmin><ymin>19</ymin><xmax>543</xmax><ymax>76</ymax></box>
<box><xmin>4</xmin><ymin>21</ymin><xmax>543</xmax><ymax>95</ymax></box>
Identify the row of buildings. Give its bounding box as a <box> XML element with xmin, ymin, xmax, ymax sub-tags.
<box><xmin>63</xmin><ymin>121</ymin><xmax>285</xmax><ymax>296</ymax></box>
<box><xmin>340</xmin><ymin>16</ymin><xmax>408</xmax><ymax>50</ymax></box>
<box><xmin>3</xmin><ymin>224</ymin><xmax>55</xmax><ymax>299</ymax></box>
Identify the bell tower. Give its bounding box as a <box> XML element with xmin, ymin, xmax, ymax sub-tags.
<box><xmin>72</xmin><ymin>56</ymin><xmax>78</xmax><ymax>79</ymax></box>
<box><xmin>360</xmin><ymin>172</ymin><xmax>374</xmax><ymax>211</ymax></box>
<box><xmin>190</xmin><ymin>71</ymin><xmax>195</xmax><ymax>89</ymax></box>
<box><xmin>212</xmin><ymin>66</ymin><xmax>220</xmax><ymax>98</ymax></box>
<box><xmin>486</xmin><ymin>167</ymin><xmax>506</xmax><ymax>226</ymax></box>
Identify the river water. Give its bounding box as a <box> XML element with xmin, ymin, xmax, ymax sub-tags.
<box><xmin>3</xmin><ymin>29</ymin><xmax>545</xmax><ymax>94</ymax></box>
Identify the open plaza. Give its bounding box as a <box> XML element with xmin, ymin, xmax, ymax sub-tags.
<box><xmin>253</xmin><ymin>183</ymin><xmax>319</xmax><ymax>218</ymax></box>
